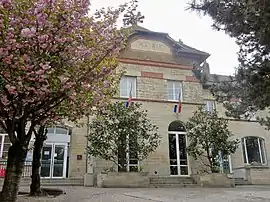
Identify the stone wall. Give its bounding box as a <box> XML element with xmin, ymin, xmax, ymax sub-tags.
<box><xmin>68</xmin><ymin>118</ymin><xmax>88</xmax><ymax>178</ymax></box>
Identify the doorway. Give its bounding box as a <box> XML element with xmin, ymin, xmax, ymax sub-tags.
<box><xmin>41</xmin><ymin>143</ymin><xmax>68</xmax><ymax>178</ymax></box>
<box><xmin>168</xmin><ymin>121</ymin><xmax>189</xmax><ymax>176</ymax></box>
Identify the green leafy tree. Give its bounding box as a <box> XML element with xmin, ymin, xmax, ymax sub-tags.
<box><xmin>86</xmin><ymin>101</ymin><xmax>161</xmax><ymax>172</ymax></box>
<box><xmin>186</xmin><ymin>107</ymin><xmax>239</xmax><ymax>173</ymax></box>
<box><xmin>188</xmin><ymin>1</ymin><xmax>270</xmax><ymax>129</ymax></box>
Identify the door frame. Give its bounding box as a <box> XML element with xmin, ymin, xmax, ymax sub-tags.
<box><xmin>41</xmin><ymin>142</ymin><xmax>68</xmax><ymax>179</ymax></box>
<box><xmin>168</xmin><ymin>131</ymin><xmax>190</xmax><ymax>177</ymax></box>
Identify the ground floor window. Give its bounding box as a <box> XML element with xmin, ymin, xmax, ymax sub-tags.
<box><xmin>117</xmin><ymin>134</ymin><xmax>139</xmax><ymax>172</ymax></box>
<box><xmin>0</xmin><ymin>134</ymin><xmax>11</xmax><ymax>159</ymax></box>
<box><xmin>242</xmin><ymin>136</ymin><xmax>267</xmax><ymax>165</ymax></box>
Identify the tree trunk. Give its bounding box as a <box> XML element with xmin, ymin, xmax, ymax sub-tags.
<box><xmin>30</xmin><ymin>126</ymin><xmax>46</xmax><ymax>196</ymax></box>
<box><xmin>0</xmin><ymin>142</ymin><xmax>28</xmax><ymax>202</ymax></box>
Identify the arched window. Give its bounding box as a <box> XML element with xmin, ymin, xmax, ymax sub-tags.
<box><xmin>46</xmin><ymin>126</ymin><xmax>69</xmax><ymax>135</ymax></box>
<box><xmin>168</xmin><ymin>121</ymin><xmax>186</xmax><ymax>132</ymax></box>
<box><xmin>168</xmin><ymin>121</ymin><xmax>188</xmax><ymax>176</ymax></box>
<box><xmin>242</xmin><ymin>136</ymin><xmax>267</xmax><ymax>165</ymax></box>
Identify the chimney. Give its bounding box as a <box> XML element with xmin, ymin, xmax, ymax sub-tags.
<box><xmin>202</xmin><ymin>61</ymin><xmax>210</xmax><ymax>75</ymax></box>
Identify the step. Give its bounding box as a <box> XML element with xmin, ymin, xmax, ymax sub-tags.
<box><xmin>234</xmin><ymin>178</ymin><xmax>251</xmax><ymax>185</ymax></box>
<box><xmin>150</xmin><ymin>183</ymin><xmax>199</xmax><ymax>188</ymax></box>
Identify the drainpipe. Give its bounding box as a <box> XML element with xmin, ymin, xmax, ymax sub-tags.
<box><xmin>86</xmin><ymin>116</ymin><xmax>89</xmax><ymax>174</ymax></box>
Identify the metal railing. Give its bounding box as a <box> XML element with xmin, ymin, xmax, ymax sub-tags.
<box><xmin>0</xmin><ymin>160</ymin><xmax>32</xmax><ymax>178</ymax></box>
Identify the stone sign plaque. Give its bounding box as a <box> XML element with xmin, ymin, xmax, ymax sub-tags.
<box><xmin>131</xmin><ymin>39</ymin><xmax>172</xmax><ymax>54</ymax></box>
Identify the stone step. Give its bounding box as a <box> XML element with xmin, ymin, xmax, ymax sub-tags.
<box><xmin>234</xmin><ymin>177</ymin><xmax>251</xmax><ymax>185</ymax></box>
<box><xmin>150</xmin><ymin>176</ymin><xmax>195</xmax><ymax>185</ymax></box>
<box><xmin>150</xmin><ymin>183</ymin><xmax>199</xmax><ymax>188</ymax></box>
<box><xmin>234</xmin><ymin>178</ymin><xmax>251</xmax><ymax>185</ymax></box>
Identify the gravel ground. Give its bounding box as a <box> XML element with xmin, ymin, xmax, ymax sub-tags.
<box><xmin>17</xmin><ymin>186</ymin><xmax>270</xmax><ymax>202</ymax></box>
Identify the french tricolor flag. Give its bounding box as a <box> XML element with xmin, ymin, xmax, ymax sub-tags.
<box><xmin>173</xmin><ymin>93</ymin><xmax>182</xmax><ymax>113</ymax></box>
<box><xmin>126</xmin><ymin>85</ymin><xmax>133</xmax><ymax>107</ymax></box>
<box><xmin>126</xmin><ymin>95</ymin><xmax>132</xmax><ymax>107</ymax></box>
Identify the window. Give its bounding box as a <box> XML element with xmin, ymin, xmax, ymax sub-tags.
<box><xmin>120</xmin><ymin>76</ymin><xmax>136</xmax><ymax>98</ymax></box>
<box><xmin>0</xmin><ymin>134</ymin><xmax>11</xmax><ymax>159</ymax></box>
<box><xmin>205</xmin><ymin>100</ymin><xmax>215</xmax><ymax>112</ymax></box>
<box><xmin>117</xmin><ymin>133</ymin><xmax>139</xmax><ymax>172</ymax></box>
<box><xmin>242</xmin><ymin>137</ymin><xmax>267</xmax><ymax>165</ymax></box>
<box><xmin>167</xmin><ymin>80</ymin><xmax>182</xmax><ymax>101</ymax></box>
<box><xmin>46</xmin><ymin>126</ymin><xmax>69</xmax><ymax>135</ymax></box>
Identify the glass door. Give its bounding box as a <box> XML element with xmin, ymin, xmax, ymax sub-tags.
<box><xmin>53</xmin><ymin>144</ymin><xmax>65</xmax><ymax>178</ymax></box>
<box><xmin>41</xmin><ymin>145</ymin><xmax>53</xmax><ymax>178</ymax></box>
<box><xmin>41</xmin><ymin>143</ymin><xmax>67</xmax><ymax>178</ymax></box>
<box><xmin>168</xmin><ymin>132</ymin><xmax>189</xmax><ymax>176</ymax></box>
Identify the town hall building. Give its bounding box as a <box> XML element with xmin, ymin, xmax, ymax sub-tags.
<box><xmin>0</xmin><ymin>26</ymin><xmax>270</xmax><ymax>186</ymax></box>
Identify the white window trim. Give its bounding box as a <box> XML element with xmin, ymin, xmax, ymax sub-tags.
<box><xmin>168</xmin><ymin>131</ymin><xmax>190</xmax><ymax>176</ymax></box>
<box><xmin>205</xmin><ymin>100</ymin><xmax>215</xmax><ymax>112</ymax></box>
<box><xmin>242</xmin><ymin>137</ymin><xmax>267</xmax><ymax>165</ymax></box>
<box><xmin>47</xmin><ymin>126</ymin><xmax>69</xmax><ymax>136</ymax></box>
<box><xmin>0</xmin><ymin>134</ymin><xmax>10</xmax><ymax>159</ymax></box>
<box><xmin>167</xmin><ymin>80</ymin><xmax>183</xmax><ymax>102</ymax></box>
<box><xmin>120</xmin><ymin>76</ymin><xmax>137</xmax><ymax>99</ymax></box>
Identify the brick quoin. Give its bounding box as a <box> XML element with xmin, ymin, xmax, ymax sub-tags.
<box><xmin>141</xmin><ymin>71</ymin><xmax>163</xmax><ymax>79</ymax></box>
<box><xmin>185</xmin><ymin>76</ymin><xmax>199</xmax><ymax>82</ymax></box>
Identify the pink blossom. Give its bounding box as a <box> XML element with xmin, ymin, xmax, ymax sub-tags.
<box><xmin>40</xmin><ymin>63</ymin><xmax>51</xmax><ymax>70</ymax></box>
<box><xmin>21</xmin><ymin>27</ymin><xmax>36</xmax><ymax>38</ymax></box>
<box><xmin>38</xmin><ymin>34</ymin><xmax>49</xmax><ymax>43</ymax></box>
<box><xmin>5</xmin><ymin>85</ymin><xmax>16</xmax><ymax>95</ymax></box>
<box><xmin>36</xmin><ymin>13</ymin><xmax>47</xmax><ymax>25</ymax></box>
<box><xmin>1</xmin><ymin>96</ymin><xmax>8</xmax><ymax>106</ymax></box>
<box><xmin>3</xmin><ymin>54</ymin><xmax>13</xmax><ymax>64</ymax></box>
<box><xmin>36</xmin><ymin>69</ymin><xmax>45</xmax><ymax>75</ymax></box>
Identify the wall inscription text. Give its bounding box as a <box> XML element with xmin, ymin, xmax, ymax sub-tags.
<box><xmin>131</xmin><ymin>39</ymin><xmax>172</xmax><ymax>54</ymax></box>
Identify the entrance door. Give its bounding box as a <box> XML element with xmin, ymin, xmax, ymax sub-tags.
<box><xmin>168</xmin><ymin>132</ymin><xmax>189</xmax><ymax>176</ymax></box>
<box><xmin>41</xmin><ymin>143</ymin><xmax>67</xmax><ymax>178</ymax></box>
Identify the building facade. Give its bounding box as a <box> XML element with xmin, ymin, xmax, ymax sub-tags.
<box><xmin>1</xmin><ymin>27</ymin><xmax>270</xmax><ymax>185</ymax></box>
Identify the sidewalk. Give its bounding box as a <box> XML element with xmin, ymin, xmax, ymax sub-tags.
<box><xmin>17</xmin><ymin>186</ymin><xmax>270</xmax><ymax>202</ymax></box>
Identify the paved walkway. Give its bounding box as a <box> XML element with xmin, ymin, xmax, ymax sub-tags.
<box><xmin>18</xmin><ymin>186</ymin><xmax>270</xmax><ymax>202</ymax></box>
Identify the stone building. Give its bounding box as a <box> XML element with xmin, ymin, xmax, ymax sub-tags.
<box><xmin>0</xmin><ymin>26</ymin><xmax>270</xmax><ymax>185</ymax></box>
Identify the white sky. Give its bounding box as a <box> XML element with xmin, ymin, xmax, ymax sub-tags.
<box><xmin>91</xmin><ymin>0</ymin><xmax>239</xmax><ymax>76</ymax></box>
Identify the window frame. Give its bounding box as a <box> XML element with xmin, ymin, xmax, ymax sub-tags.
<box><xmin>46</xmin><ymin>126</ymin><xmax>69</xmax><ymax>136</ymax></box>
<box><xmin>205</xmin><ymin>100</ymin><xmax>215</xmax><ymax>112</ymax></box>
<box><xmin>167</xmin><ymin>80</ymin><xmax>183</xmax><ymax>102</ymax></box>
<box><xmin>117</xmin><ymin>133</ymin><xmax>139</xmax><ymax>172</ymax></box>
<box><xmin>242</xmin><ymin>136</ymin><xmax>267</xmax><ymax>165</ymax></box>
<box><xmin>0</xmin><ymin>134</ymin><xmax>11</xmax><ymax>159</ymax></box>
<box><xmin>120</xmin><ymin>76</ymin><xmax>137</xmax><ymax>99</ymax></box>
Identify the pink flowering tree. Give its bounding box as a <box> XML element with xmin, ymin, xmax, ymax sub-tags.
<box><xmin>0</xmin><ymin>0</ymin><xmax>143</xmax><ymax>201</ymax></box>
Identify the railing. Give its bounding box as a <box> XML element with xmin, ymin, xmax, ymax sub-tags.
<box><xmin>0</xmin><ymin>160</ymin><xmax>32</xmax><ymax>178</ymax></box>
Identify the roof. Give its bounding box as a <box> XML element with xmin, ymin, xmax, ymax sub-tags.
<box><xmin>133</xmin><ymin>26</ymin><xmax>210</xmax><ymax>59</ymax></box>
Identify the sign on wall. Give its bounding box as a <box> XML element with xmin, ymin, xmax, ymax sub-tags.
<box><xmin>131</xmin><ymin>39</ymin><xmax>172</xmax><ymax>54</ymax></box>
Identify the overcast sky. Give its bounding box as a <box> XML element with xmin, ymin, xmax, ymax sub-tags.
<box><xmin>91</xmin><ymin>0</ymin><xmax>239</xmax><ymax>76</ymax></box>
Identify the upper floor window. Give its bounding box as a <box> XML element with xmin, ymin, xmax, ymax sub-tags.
<box><xmin>120</xmin><ymin>76</ymin><xmax>136</xmax><ymax>98</ymax></box>
<box><xmin>167</xmin><ymin>80</ymin><xmax>182</xmax><ymax>101</ymax></box>
<box><xmin>205</xmin><ymin>100</ymin><xmax>215</xmax><ymax>112</ymax></box>
<box><xmin>242</xmin><ymin>136</ymin><xmax>267</xmax><ymax>165</ymax></box>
